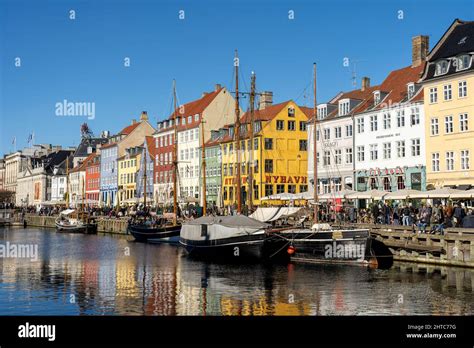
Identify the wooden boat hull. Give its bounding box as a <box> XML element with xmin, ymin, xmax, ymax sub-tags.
<box><xmin>128</xmin><ymin>224</ymin><xmax>181</xmax><ymax>244</ymax></box>
<box><xmin>55</xmin><ymin>221</ymin><xmax>97</xmax><ymax>234</ymax></box>
<box><xmin>272</xmin><ymin>228</ymin><xmax>374</xmax><ymax>265</ymax></box>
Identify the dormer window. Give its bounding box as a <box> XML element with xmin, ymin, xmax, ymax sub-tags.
<box><xmin>187</xmin><ymin>116</ymin><xmax>192</xmax><ymax>124</ymax></box>
<box><xmin>373</xmin><ymin>91</ymin><xmax>381</xmax><ymax>105</ymax></box>
<box><xmin>456</xmin><ymin>54</ymin><xmax>471</xmax><ymax>71</ymax></box>
<box><xmin>435</xmin><ymin>59</ymin><xmax>450</xmax><ymax>76</ymax></box>
<box><xmin>338</xmin><ymin>100</ymin><xmax>349</xmax><ymax>116</ymax></box>
<box><xmin>194</xmin><ymin>114</ymin><xmax>200</xmax><ymax>121</ymax></box>
<box><xmin>182</xmin><ymin>117</ymin><xmax>186</xmax><ymax>125</ymax></box>
<box><xmin>318</xmin><ymin>105</ymin><xmax>327</xmax><ymax>119</ymax></box>
<box><xmin>288</xmin><ymin>106</ymin><xmax>295</xmax><ymax>117</ymax></box>
<box><xmin>407</xmin><ymin>83</ymin><xmax>415</xmax><ymax>99</ymax></box>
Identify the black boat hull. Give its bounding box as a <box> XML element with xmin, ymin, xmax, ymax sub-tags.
<box><xmin>128</xmin><ymin>224</ymin><xmax>181</xmax><ymax>243</ymax></box>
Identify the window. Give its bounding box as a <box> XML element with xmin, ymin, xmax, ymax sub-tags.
<box><xmin>323</xmin><ymin>129</ymin><xmax>330</xmax><ymax>140</ymax></box>
<box><xmin>370</xmin><ymin>115</ymin><xmax>378</xmax><ymax>131</ymax></box>
<box><xmin>429</xmin><ymin>87</ymin><xmax>438</xmax><ymax>103</ymax></box>
<box><xmin>461</xmin><ymin>150</ymin><xmax>470</xmax><ymax>170</ymax></box>
<box><xmin>339</xmin><ymin>100</ymin><xmax>349</xmax><ymax>116</ymax></box>
<box><xmin>456</xmin><ymin>55</ymin><xmax>471</xmax><ymax>71</ymax></box>
<box><xmin>374</xmin><ymin>91</ymin><xmax>381</xmax><ymax>105</ymax></box>
<box><xmin>411</xmin><ymin>138</ymin><xmax>421</xmax><ymax>156</ymax></box>
<box><xmin>370</xmin><ymin>144</ymin><xmax>378</xmax><ymax>160</ymax></box>
<box><xmin>334</xmin><ymin>149</ymin><xmax>342</xmax><ymax>164</ymax></box>
<box><xmin>264</xmin><ymin>138</ymin><xmax>273</xmax><ymax>150</ymax></box>
<box><xmin>397</xmin><ymin>176</ymin><xmax>405</xmax><ymax>190</ymax></box>
<box><xmin>410</xmin><ymin>107</ymin><xmax>420</xmax><ymax>126</ymax></box>
<box><xmin>254</xmin><ymin>159</ymin><xmax>259</xmax><ymax>174</ymax></box>
<box><xmin>396</xmin><ymin>141</ymin><xmax>405</xmax><ymax>158</ymax></box>
<box><xmin>300</xmin><ymin>185</ymin><xmax>308</xmax><ymax>193</ymax></box>
<box><xmin>346</xmin><ymin>124</ymin><xmax>353</xmax><ymax>137</ymax></box>
<box><xmin>357</xmin><ymin>146</ymin><xmax>365</xmax><ymax>162</ymax></box>
<box><xmin>383</xmin><ymin>143</ymin><xmax>391</xmax><ymax>159</ymax></box>
<box><xmin>460</xmin><ymin>113</ymin><xmax>469</xmax><ymax>132</ymax></box>
<box><xmin>396</xmin><ymin>110</ymin><xmax>405</xmax><ymax>127</ymax></box>
<box><xmin>431</xmin><ymin>118</ymin><xmax>439</xmax><ymax>135</ymax></box>
<box><xmin>288</xmin><ymin>121</ymin><xmax>296</xmax><ymax>131</ymax></box>
<box><xmin>276</xmin><ymin>120</ymin><xmax>284</xmax><ymax>130</ymax></box>
<box><xmin>369</xmin><ymin>178</ymin><xmax>378</xmax><ymax>190</ymax></box>
<box><xmin>229</xmin><ymin>163</ymin><xmax>233</xmax><ymax>176</ymax></box>
<box><xmin>323</xmin><ymin>151</ymin><xmax>331</xmax><ymax>166</ymax></box>
<box><xmin>345</xmin><ymin>148</ymin><xmax>353</xmax><ymax>164</ymax></box>
<box><xmin>444</xmin><ymin>84</ymin><xmax>452</xmax><ymax>101</ymax></box>
<box><xmin>407</xmin><ymin>83</ymin><xmax>415</xmax><ymax>99</ymax></box>
<box><xmin>288</xmin><ymin>185</ymin><xmax>296</xmax><ymax>193</ymax></box>
<box><xmin>299</xmin><ymin>140</ymin><xmax>307</xmax><ymax>151</ymax></box>
<box><xmin>459</xmin><ymin>81</ymin><xmax>467</xmax><ymax>98</ymax></box>
<box><xmin>264</xmin><ymin>159</ymin><xmax>273</xmax><ymax>173</ymax></box>
<box><xmin>288</xmin><ymin>107</ymin><xmax>295</xmax><ymax>117</ymax></box>
<box><xmin>194</xmin><ymin>114</ymin><xmax>199</xmax><ymax>121</ymax></box>
<box><xmin>187</xmin><ymin>116</ymin><xmax>192</xmax><ymax>124</ymax></box>
<box><xmin>318</xmin><ymin>106</ymin><xmax>327</xmax><ymax>119</ymax></box>
<box><xmin>431</xmin><ymin>153</ymin><xmax>440</xmax><ymax>172</ymax></box>
<box><xmin>299</xmin><ymin>121</ymin><xmax>306</xmax><ymax>131</ymax></box>
<box><xmin>254</xmin><ymin>138</ymin><xmax>259</xmax><ymax>150</ymax></box>
<box><xmin>223</xmin><ymin>164</ymin><xmax>227</xmax><ymax>176</ymax></box>
<box><xmin>334</xmin><ymin>127</ymin><xmax>342</xmax><ymax>138</ymax></box>
<box><xmin>435</xmin><ymin>60</ymin><xmax>449</xmax><ymax>76</ymax></box>
<box><xmin>446</xmin><ymin>151</ymin><xmax>454</xmax><ymax>171</ymax></box>
<box><xmin>445</xmin><ymin>116</ymin><xmax>453</xmax><ymax>133</ymax></box>
<box><xmin>357</xmin><ymin>118</ymin><xmax>364</xmax><ymax>133</ymax></box>
<box><xmin>383</xmin><ymin>177</ymin><xmax>391</xmax><ymax>191</ymax></box>
<box><xmin>265</xmin><ymin>184</ymin><xmax>273</xmax><ymax>197</ymax></box>
<box><xmin>383</xmin><ymin>113</ymin><xmax>391</xmax><ymax>129</ymax></box>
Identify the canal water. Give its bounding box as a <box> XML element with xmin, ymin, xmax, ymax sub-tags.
<box><xmin>0</xmin><ymin>227</ymin><xmax>473</xmax><ymax>315</ymax></box>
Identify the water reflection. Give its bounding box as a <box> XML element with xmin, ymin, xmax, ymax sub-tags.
<box><xmin>0</xmin><ymin>228</ymin><xmax>472</xmax><ymax>315</ymax></box>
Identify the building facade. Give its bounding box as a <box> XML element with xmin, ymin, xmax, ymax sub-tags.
<box><xmin>308</xmin><ymin>78</ymin><xmax>378</xmax><ymax>195</ymax></box>
<box><xmin>153</xmin><ymin>122</ymin><xmax>174</xmax><ymax>205</ymax></box>
<box><xmin>118</xmin><ymin>148</ymin><xmax>140</xmax><ymax>203</ymax></box>
<box><xmin>421</xmin><ymin>19</ymin><xmax>474</xmax><ymax>190</ymax></box>
<box><xmin>203</xmin><ymin>135</ymin><xmax>223</xmax><ymax>206</ymax></box>
<box><xmin>221</xmin><ymin>99</ymin><xmax>311</xmax><ymax>208</ymax></box>
<box><xmin>99</xmin><ymin>112</ymin><xmax>155</xmax><ymax>207</ymax></box>
<box><xmin>85</xmin><ymin>153</ymin><xmax>100</xmax><ymax>204</ymax></box>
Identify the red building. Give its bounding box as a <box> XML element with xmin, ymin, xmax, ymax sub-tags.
<box><xmin>152</xmin><ymin>124</ymin><xmax>175</xmax><ymax>205</ymax></box>
<box><xmin>85</xmin><ymin>152</ymin><xmax>100</xmax><ymax>204</ymax></box>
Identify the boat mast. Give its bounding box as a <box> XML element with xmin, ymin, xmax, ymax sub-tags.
<box><xmin>248</xmin><ymin>71</ymin><xmax>256</xmax><ymax>212</ymax></box>
<box><xmin>313</xmin><ymin>63</ymin><xmax>319</xmax><ymax>223</ymax></box>
<box><xmin>172</xmin><ymin>80</ymin><xmax>178</xmax><ymax>224</ymax></box>
<box><xmin>143</xmin><ymin>143</ymin><xmax>147</xmax><ymax>209</ymax></box>
<box><xmin>201</xmin><ymin>120</ymin><xmax>207</xmax><ymax>216</ymax></box>
<box><xmin>81</xmin><ymin>176</ymin><xmax>85</xmax><ymax>221</ymax></box>
<box><xmin>234</xmin><ymin>49</ymin><xmax>242</xmax><ymax>214</ymax></box>
<box><xmin>66</xmin><ymin>155</ymin><xmax>69</xmax><ymax>207</ymax></box>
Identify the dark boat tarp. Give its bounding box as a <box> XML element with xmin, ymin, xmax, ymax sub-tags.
<box><xmin>185</xmin><ymin>215</ymin><xmax>269</xmax><ymax>229</ymax></box>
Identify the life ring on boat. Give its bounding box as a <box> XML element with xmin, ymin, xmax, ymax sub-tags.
<box><xmin>287</xmin><ymin>245</ymin><xmax>296</xmax><ymax>255</ymax></box>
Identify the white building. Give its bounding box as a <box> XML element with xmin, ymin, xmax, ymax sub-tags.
<box><xmin>308</xmin><ymin>78</ymin><xmax>379</xmax><ymax>195</ymax></box>
<box><xmin>354</xmin><ymin>40</ymin><xmax>428</xmax><ymax>193</ymax></box>
<box><xmin>51</xmin><ymin>174</ymin><xmax>67</xmax><ymax>202</ymax></box>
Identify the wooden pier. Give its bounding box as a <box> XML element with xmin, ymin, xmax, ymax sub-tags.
<box><xmin>346</xmin><ymin>223</ymin><xmax>474</xmax><ymax>268</ymax></box>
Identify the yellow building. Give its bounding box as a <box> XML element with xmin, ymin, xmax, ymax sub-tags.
<box><xmin>219</xmin><ymin>98</ymin><xmax>311</xmax><ymax>208</ymax></box>
<box><xmin>117</xmin><ymin>151</ymin><xmax>140</xmax><ymax>203</ymax></box>
<box><xmin>421</xmin><ymin>19</ymin><xmax>474</xmax><ymax>189</ymax></box>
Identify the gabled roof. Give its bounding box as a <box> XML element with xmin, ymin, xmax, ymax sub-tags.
<box><xmin>120</xmin><ymin>122</ymin><xmax>141</xmax><ymax>136</ymax></box>
<box><xmin>429</xmin><ymin>19</ymin><xmax>474</xmax><ymax>61</ymax></box>
<box><xmin>69</xmin><ymin>152</ymin><xmax>95</xmax><ymax>173</ymax></box>
<box><xmin>170</xmin><ymin>88</ymin><xmax>223</xmax><ymax>120</ymax></box>
<box><xmin>73</xmin><ymin>137</ymin><xmax>108</xmax><ymax>158</ymax></box>
<box><xmin>145</xmin><ymin>136</ymin><xmax>156</xmax><ymax>159</ymax></box>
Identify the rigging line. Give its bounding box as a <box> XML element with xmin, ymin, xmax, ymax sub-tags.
<box><xmin>294</xmin><ymin>79</ymin><xmax>313</xmax><ymax>104</ymax></box>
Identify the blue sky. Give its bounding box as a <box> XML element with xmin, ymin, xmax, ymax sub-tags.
<box><xmin>1</xmin><ymin>0</ymin><xmax>472</xmax><ymax>156</ymax></box>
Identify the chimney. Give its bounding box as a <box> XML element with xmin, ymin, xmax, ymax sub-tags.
<box><xmin>140</xmin><ymin>111</ymin><xmax>148</xmax><ymax>121</ymax></box>
<box><xmin>202</xmin><ymin>92</ymin><xmax>209</xmax><ymax>98</ymax></box>
<box><xmin>215</xmin><ymin>83</ymin><xmax>222</xmax><ymax>91</ymax></box>
<box><xmin>131</xmin><ymin>119</ymin><xmax>137</xmax><ymax>125</ymax></box>
<box><xmin>412</xmin><ymin>35</ymin><xmax>429</xmax><ymax>67</ymax></box>
<box><xmin>361</xmin><ymin>77</ymin><xmax>370</xmax><ymax>91</ymax></box>
<box><xmin>259</xmin><ymin>91</ymin><xmax>273</xmax><ymax>110</ymax></box>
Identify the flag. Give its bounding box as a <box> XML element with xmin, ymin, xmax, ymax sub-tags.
<box><xmin>27</xmin><ymin>133</ymin><xmax>32</xmax><ymax>145</ymax></box>
<box><xmin>12</xmin><ymin>137</ymin><xmax>16</xmax><ymax>145</ymax></box>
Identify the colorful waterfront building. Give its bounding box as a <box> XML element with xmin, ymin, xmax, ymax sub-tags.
<box><xmin>68</xmin><ymin>153</ymin><xmax>95</xmax><ymax>207</ymax></box>
<box><xmin>99</xmin><ymin>112</ymin><xmax>155</xmax><ymax>207</ymax></box>
<box><xmin>203</xmin><ymin>132</ymin><xmax>223</xmax><ymax>207</ymax></box>
<box><xmin>354</xmin><ymin>36</ymin><xmax>428</xmax><ymax>192</ymax></box>
<box><xmin>307</xmin><ymin>77</ymin><xmax>380</xmax><ymax>195</ymax></box>
<box><xmin>154</xmin><ymin>84</ymin><xmax>237</xmax><ymax>206</ymax></box>
<box><xmin>420</xmin><ymin>19</ymin><xmax>474</xmax><ymax>190</ymax></box>
<box><xmin>85</xmin><ymin>153</ymin><xmax>100</xmax><ymax>204</ymax></box>
<box><xmin>220</xmin><ymin>97</ymin><xmax>311</xmax><ymax>209</ymax></box>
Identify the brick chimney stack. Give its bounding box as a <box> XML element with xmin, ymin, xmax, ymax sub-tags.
<box><xmin>361</xmin><ymin>77</ymin><xmax>370</xmax><ymax>91</ymax></box>
<box><xmin>412</xmin><ymin>35</ymin><xmax>429</xmax><ymax>67</ymax></box>
<box><xmin>259</xmin><ymin>91</ymin><xmax>273</xmax><ymax>110</ymax></box>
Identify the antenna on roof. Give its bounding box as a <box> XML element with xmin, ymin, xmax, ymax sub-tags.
<box><xmin>345</xmin><ymin>58</ymin><xmax>366</xmax><ymax>88</ymax></box>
